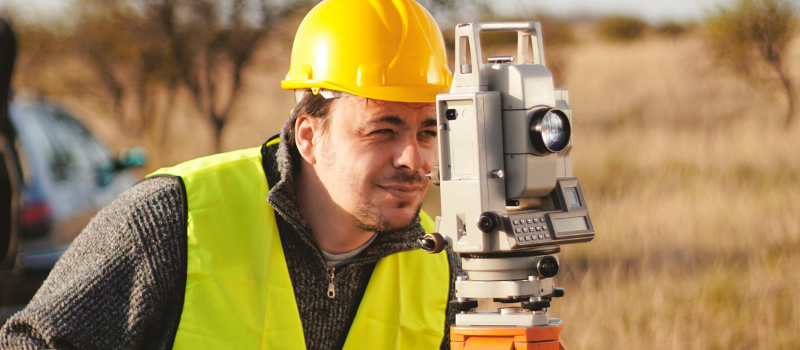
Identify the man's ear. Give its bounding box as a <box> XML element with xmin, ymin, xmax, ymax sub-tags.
<box><xmin>295</xmin><ymin>114</ymin><xmax>317</xmax><ymax>165</ymax></box>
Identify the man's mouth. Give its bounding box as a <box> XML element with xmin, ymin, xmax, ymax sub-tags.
<box><xmin>378</xmin><ymin>184</ymin><xmax>423</xmax><ymax>201</ymax></box>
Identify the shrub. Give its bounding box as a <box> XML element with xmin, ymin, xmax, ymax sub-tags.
<box><xmin>656</xmin><ymin>21</ymin><xmax>688</xmax><ymax>37</ymax></box>
<box><xmin>597</xmin><ymin>15</ymin><xmax>649</xmax><ymax>42</ymax></box>
<box><xmin>705</xmin><ymin>0</ymin><xmax>799</xmax><ymax>126</ymax></box>
<box><xmin>538</xmin><ymin>16</ymin><xmax>578</xmax><ymax>47</ymax></box>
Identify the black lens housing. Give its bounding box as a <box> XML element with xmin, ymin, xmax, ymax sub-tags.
<box><xmin>476</xmin><ymin>211</ymin><xmax>501</xmax><ymax>233</ymax></box>
<box><xmin>529</xmin><ymin>108</ymin><xmax>571</xmax><ymax>155</ymax></box>
<box><xmin>536</xmin><ymin>256</ymin><xmax>560</xmax><ymax>278</ymax></box>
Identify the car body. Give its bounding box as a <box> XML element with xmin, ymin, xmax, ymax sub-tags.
<box><xmin>0</xmin><ymin>97</ymin><xmax>144</xmax><ymax>324</ymax></box>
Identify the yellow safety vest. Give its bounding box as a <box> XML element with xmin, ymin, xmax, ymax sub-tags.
<box><xmin>149</xmin><ymin>140</ymin><xmax>450</xmax><ymax>349</ymax></box>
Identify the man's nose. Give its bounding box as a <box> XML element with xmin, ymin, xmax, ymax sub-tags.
<box><xmin>394</xmin><ymin>138</ymin><xmax>426</xmax><ymax>171</ymax></box>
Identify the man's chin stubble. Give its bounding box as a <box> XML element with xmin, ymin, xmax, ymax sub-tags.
<box><xmin>352</xmin><ymin>201</ymin><xmax>422</xmax><ymax>232</ymax></box>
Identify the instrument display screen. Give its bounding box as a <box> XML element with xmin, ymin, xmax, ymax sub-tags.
<box><xmin>553</xmin><ymin>216</ymin><xmax>588</xmax><ymax>233</ymax></box>
<box><xmin>565</xmin><ymin>187</ymin><xmax>581</xmax><ymax>208</ymax></box>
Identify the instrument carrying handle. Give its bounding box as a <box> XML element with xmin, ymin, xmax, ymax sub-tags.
<box><xmin>452</xmin><ymin>21</ymin><xmax>545</xmax><ymax>89</ymax></box>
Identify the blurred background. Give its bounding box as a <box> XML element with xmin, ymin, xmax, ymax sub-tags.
<box><xmin>0</xmin><ymin>0</ymin><xmax>798</xmax><ymax>348</ymax></box>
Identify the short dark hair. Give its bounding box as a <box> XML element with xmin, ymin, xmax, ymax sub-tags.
<box><xmin>286</xmin><ymin>91</ymin><xmax>334</xmax><ymax>170</ymax></box>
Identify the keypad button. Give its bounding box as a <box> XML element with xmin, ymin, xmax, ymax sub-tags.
<box><xmin>525</xmin><ymin>236</ymin><xmax>531</xmax><ymax>241</ymax></box>
<box><xmin>513</xmin><ymin>220</ymin><xmax>519</xmax><ymax>225</ymax></box>
<box><xmin>526</xmin><ymin>219</ymin><xmax>532</xmax><ymax>224</ymax></box>
<box><xmin>522</xmin><ymin>228</ymin><xmax>528</xmax><ymax>233</ymax></box>
<box><xmin>542</xmin><ymin>225</ymin><xmax>547</xmax><ymax>231</ymax></box>
<box><xmin>545</xmin><ymin>234</ymin><xmax>550</xmax><ymax>239</ymax></box>
<box><xmin>538</xmin><ymin>234</ymin><xmax>543</xmax><ymax>239</ymax></box>
<box><xmin>535</xmin><ymin>226</ymin><xmax>541</xmax><ymax>231</ymax></box>
<box><xmin>515</xmin><ymin>228</ymin><xmax>521</xmax><ymax>233</ymax></box>
<box><xmin>533</xmin><ymin>218</ymin><xmax>539</xmax><ymax>223</ymax></box>
<box><xmin>518</xmin><ymin>236</ymin><xmax>524</xmax><ymax>242</ymax></box>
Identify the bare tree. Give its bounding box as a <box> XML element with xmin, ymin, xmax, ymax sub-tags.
<box><xmin>150</xmin><ymin>0</ymin><xmax>292</xmax><ymax>151</ymax></box>
<box><xmin>13</xmin><ymin>0</ymin><xmax>307</xmax><ymax>152</ymax></box>
<box><xmin>705</xmin><ymin>0</ymin><xmax>799</xmax><ymax>126</ymax></box>
<box><xmin>107</xmin><ymin>0</ymin><xmax>303</xmax><ymax>151</ymax></box>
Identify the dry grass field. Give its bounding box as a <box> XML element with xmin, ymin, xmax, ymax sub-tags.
<box><xmin>24</xmin><ymin>26</ymin><xmax>800</xmax><ymax>349</ymax></box>
<box><xmin>549</xmin><ymin>34</ymin><xmax>800</xmax><ymax>349</ymax></box>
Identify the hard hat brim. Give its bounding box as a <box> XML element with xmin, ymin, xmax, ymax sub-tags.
<box><xmin>281</xmin><ymin>79</ymin><xmax>449</xmax><ymax>104</ymax></box>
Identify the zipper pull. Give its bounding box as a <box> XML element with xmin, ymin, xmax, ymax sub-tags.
<box><xmin>327</xmin><ymin>267</ymin><xmax>336</xmax><ymax>299</ymax></box>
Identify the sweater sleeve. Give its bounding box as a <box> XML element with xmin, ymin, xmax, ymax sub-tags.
<box><xmin>0</xmin><ymin>177</ymin><xmax>187</xmax><ymax>350</ymax></box>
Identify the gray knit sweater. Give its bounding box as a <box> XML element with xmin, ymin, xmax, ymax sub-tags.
<box><xmin>0</xmin><ymin>131</ymin><xmax>462</xmax><ymax>349</ymax></box>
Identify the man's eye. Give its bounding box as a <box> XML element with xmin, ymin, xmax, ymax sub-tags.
<box><xmin>420</xmin><ymin>130</ymin><xmax>437</xmax><ymax>138</ymax></box>
<box><xmin>371</xmin><ymin>129</ymin><xmax>394</xmax><ymax>135</ymax></box>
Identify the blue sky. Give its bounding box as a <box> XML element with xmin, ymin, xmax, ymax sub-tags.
<box><xmin>3</xmin><ymin>0</ymin><xmax>735</xmax><ymax>24</ymax></box>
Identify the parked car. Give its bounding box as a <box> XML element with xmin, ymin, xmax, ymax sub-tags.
<box><xmin>0</xmin><ymin>97</ymin><xmax>145</xmax><ymax>324</ymax></box>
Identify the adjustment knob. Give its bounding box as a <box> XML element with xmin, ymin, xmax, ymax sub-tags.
<box><xmin>553</xmin><ymin>287</ymin><xmax>565</xmax><ymax>298</ymax></box>
<box><xmin>522</xmin><ymin>300</ymin><xmax>550</xmax><ymax>312</ymax></box>
<box><xmin>476</xmin><ymin>212</ymin><xmax>501</xmax><ymax>233</ymax></box>
<box><xmin>449</xmin><ymin>299</ymin><xmax>478</xmax><ymax>312</ymax></box>
<box><xmin>418</xmin><ymin>233</ymin><xmax>446</xmax><ymax>254</ymax></box>
<box><xmin>536</xmin><ymin>256</ymin><xmax>560</xmax><ymax>278</ymax></box>
<box><xmin>425</xmin><ymin>166</ymin><xmax>441</xmax><ymax>186</ymax></box>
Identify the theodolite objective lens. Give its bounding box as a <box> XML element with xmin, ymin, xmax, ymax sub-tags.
<box><xmin>541</xmin><ymin>111</ymin><xmax>568</xmax><ymax>151</ymax></box>
<box><xmin>529</xmin><ymin>108</ymin><xmax>571</xmax><ymax>154</ymax></box>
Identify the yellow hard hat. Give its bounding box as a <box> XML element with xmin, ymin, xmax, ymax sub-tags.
<box><xmin>281</xmin><ymin>0</ymin><xmax>452</xmax><ymax>103</ymax></box>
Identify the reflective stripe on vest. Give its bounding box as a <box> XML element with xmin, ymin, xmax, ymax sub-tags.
<box><xmin>148</xmin><ymin>141</ymin><xmax>449</xmax><ymax>349</ymax></box>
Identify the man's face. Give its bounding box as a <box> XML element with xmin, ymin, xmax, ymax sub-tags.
<box><xmin>314</xmin><ymin>97</ymin><xmax>437</xmax><ymax>232</ymax></box>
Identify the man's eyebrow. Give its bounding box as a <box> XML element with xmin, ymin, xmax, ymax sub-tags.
<box><xmin>368</xmin><ymin>115</ymin><xmax>409</xmax><ymax>130</ymax></box>
<box><xmin>360</xmin><ymin>115</ymin><xmax>437</xmax><ymax>132</ymax></box>
<box><xmin>420</xmin><ymin>118</ymin><xmax>437</xmax><ymax>128</ymax></box>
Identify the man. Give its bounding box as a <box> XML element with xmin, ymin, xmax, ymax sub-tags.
<box><xmin>0</xmin><ymin>0</ymin><xmax>462</xmax><ymax>349</ymax></box>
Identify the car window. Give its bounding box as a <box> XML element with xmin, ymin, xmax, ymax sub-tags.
<box><xmin>33</xmin><ymin>107</ymin><xmax>79</xmax><ymax>182</ymax></box>
<box><xmin>10</xmin><ymin>102</ymin><xmax>114</xmax><ymax>185</ymax></box>
<box><xmin>48</xmin><ymin>108</ymin><xmax>113</xmax><ymax>172</ymax></box>
<box><xmin>9</xmin><ymin>103</ymin><xmax>63</xmax><ymax>184</ymax></box>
